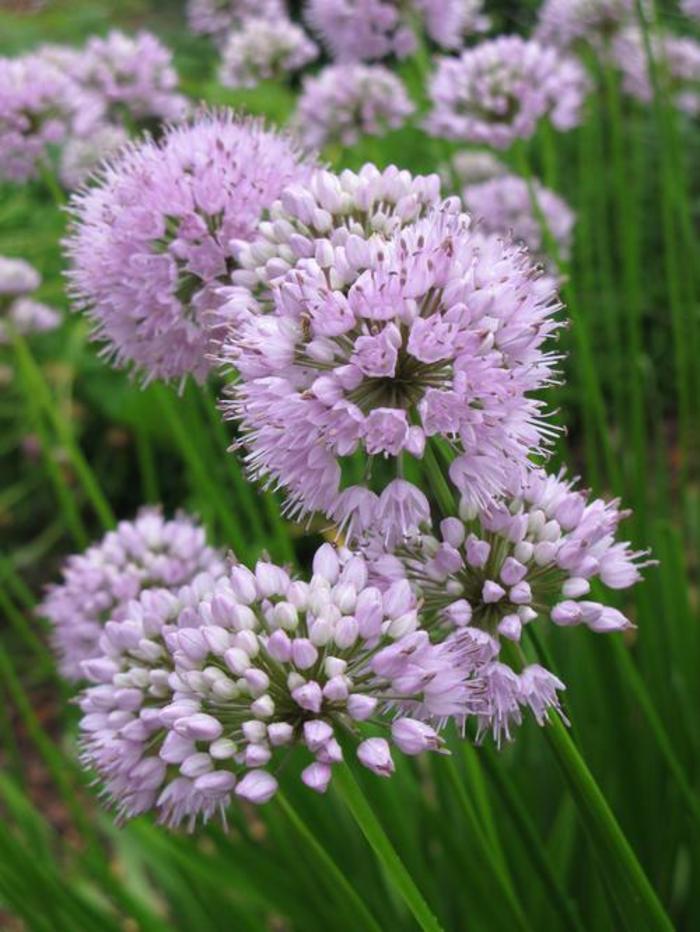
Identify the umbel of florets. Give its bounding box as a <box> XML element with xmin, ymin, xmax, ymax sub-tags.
<box><xmin>39</xmin><ymin>509</ymin><xmax>226</xmax><ymax>681</ymax></box>
<box><xmin>222</xmin><ymin>203</ymin><xmax>562</xmax><ymax>545</ymax></box>
<box><xmin>64</xmin><ymin>109</ymin><xmax>314</xmax><ymax>384</ymax></box>
<box><xmin>377</xmin><ymin>467</ymin><xmax>651</xmax><ymax>645</ymax></box>
<box><xmin>77</xmin><ymin>545</ymin><xmax>479</xmax><ymax>827</ymax></box>
<box><xmin>425</xmin><ymin>36</ymin><xmax>590</xmax><ymax>149</ymax></box>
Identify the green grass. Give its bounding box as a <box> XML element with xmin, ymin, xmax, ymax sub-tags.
<box><xmin>1</xmin><ymin>1</ymin><xmax>699</xmax><ymax>930</ymax></box>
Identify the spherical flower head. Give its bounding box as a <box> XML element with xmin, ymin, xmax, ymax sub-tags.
<box><xmin>425</xmin><ymin>37</ymin><xmax>590</xmax><ymax>148</ymax></box>
<box><xmin>0</xmin><ymin>54</ymin><xmax>72</xmax><ymax>182</ymax></box>
<box><xmin>187</xmin><ymin>0</ymin><xmax>286</xmax><ymax>44</ymax></box>
<box><xmin>304</xmin><ymin>0</ymin><xmax>488</xmax><ymax>63</ymax></box>
<box><xmin>535</xmin><ymin>0</ymin><xmax>636</xmax><ymax>52</ymax></box>
<box><xmin>0</xmin><ymin>298</ymin><xmax>61</xmax><ymax>343</ymax></box>
<box><xmin>613</xmin><ymin>28</ymin><xmax>700</xmax><ymax>116</ymax></box>
<box><xmin>39</xmin><ymin>508</ymin><xmax>227</xmax><ymax>682</ymax></box>
<box><xmin>231</xmin><ymin>163</ymin><xmax>446</xmax><ymax>294</ymax></box>
<box><xmin>59</xmin><ymin>123</ymin><xmax>129</xmax><ymax>190</ymax></box>
<box><xmin>462</xmin><ymin>173</ymin><xmax>575</xmax><ymax>265</ymax></box>
<box><xmin>218</xmin><ymin>18</ymin><xmax>318</xmax><ymax>89</ymax></box>
<box><xmin>77</xmin><ymin>544</ymin><xmax>473</xmax><ymax>827</ymax></box>
<box><xmin>65</xmin><ymin>110</ymin><xmax>314</xmax><ymax>383</ymax></box>
<box><xmin>72</xmin><ymin>30</ymin><xmax>189</xmax><ymax>127</ymax></box>
<box><xmin>384</xmin><ymin>465</ymin><xmax>650</xmax><ymax>645</ymax></box>
<box><xmin>683</xmin><ymin>0</ymin><xmax>700</xmax><ymax>21</ymax></box>
<box><xmin>0</xmin><ymin>256</ymin><xmax>41</xmax><ymax>297</ymax></box>
<box><xmin>447</xmin><ymin>149</ymin><xmax>507</xmax><ymax>188</ymax></box>
<box><xmin>292</xmin><ymin>64</ymin><xmax>414</xmax><ymax>150</ymax></box>
<box><xmin>223</xmin><ymin>206</ymin><xmax>562</xmax><ymax>542</ymax></box>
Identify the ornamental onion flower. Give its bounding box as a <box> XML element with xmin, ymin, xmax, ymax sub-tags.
<box><xmin>462</xmin><ymin>174</ymin><xmax>575</xmax><ymax>265</ymax></box>
<box><xmin>187</xmin><ymin>0</ymin><xmax>286</xmax><ymax>44</ymax></box>
<box><xmin>535</xmin><ymin>0</ymin><xmax>637</xmax><ymax>52</ymax></box>
<box><xmin>447</xmin><ymin>150</ymin><xmax>506</xmax><ymax>187</ymax></box>
<box><xmin>68</xmin><ymin>30</ymin><xmax>189</xmax><ymax>128</ymax></box>
<box><xmin>65</xmin><ymin>110</ymin><xmax>313</xmax><ymax>383</ymax></box>
<box><xmin>376</xmin><ymin>466</ymin><xmax>650</xmax><ymax>644</ymax></box>
<box><xmin>425</xmin><ymin>36</ymin><xmax>590</xmax><ymax>148</ymax></box>
<box><xmin>292</xmin><ymin>64</ymin><xmax>414</xmax><ymax>149</ymax></box>
<box><xmin>683</xmin><ymin>0</ymin><xmax>700</xmax><ymax>20</ymax></box>
<box><xmin>304</xmin><ymin>0</ymin><xmax>488</xmax><ymax>62</ymax></box>
<box><xmin>231</xmin><ymin>163</ymin><xmax>446</xmax><ymax>294</ymax></box>
<box><xmin>613</xmin><ymin>28</ymin><xmax>700</xmax><ymax>116</ymax></box>
<box><xmin>0</xmin><ymin>256</ymin><xmax>41</xmax><ymax>296</ymax></box>
<box><xmin>59</xmin><ymin>123</ymin><xmax>129</xmax><ymax>190</ymax></box>
<box><xmin>39</xmin><ymin>509</ymin><xmax>227</xmax><ymax>682</ymax></box>
<box><xmin>0</xmin><ymin>298</ymin><xmax>61</xmax><ymax>343</ymax></box>
<box><xmin>222</xmin><ymin>204</ymin><xmax>562</xmax><ymax>543</ymax></box>
<box><xmin>0</xmin><ymin>54</ymin><xmax>72</xmax><ymax>182</ymax></box>
<box><xmin>217</xmin><ymin>18</ymin><xmax>318</xmax><ymax>89</ymax></box>
<box><xmin>77</xmin><ymin>544</ymin><xmax>477</xmax><ymax>826</ymax></box>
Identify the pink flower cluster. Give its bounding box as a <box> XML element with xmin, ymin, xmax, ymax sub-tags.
<box><xmin>77</xmin><ymin>544</ymin><xmax>479</xmax><ymax>825</ymax></box>
<box><xmin>426</xmin><ymin>36</ymin><xmax>590</xmax><ymax>148</ymax></box>
<box><xmin>535</xmin><ymin>0</ymin><xmax>637</xmax><ymax>52</ymax></box>
<box><xmin>218</xmin><ymin>18</ymin><xmax>318</xmax><ymax>89</ymax></box>
<box><xmin>304</xmin><ymin>0</ymin><xmax>488</xmax><ymax>62</ymax></box>
<box><xmin>462</xmin><ymin>174</ymin><xmax>575</xmax><ymax>266</ymax></box>
<box><xmin>222</xmin><ymin>192</ymin><xmax>561</xmax><ymax>542</ymax></box>
<box><xmin>0</xmin><ymin>54</ymin><xmax>72</xmax><ymax>182</ymax></box>
<box><xmin>65</xmin><ymin>110</ymin><xmax>312</xmax><ymax>383</ymax></box>
<box><xmin>0</xmin><ymin>254</ymin><xmax>61</xmax><ymax>342</ymax></box>
<box><xmin>292</xmin><ymin>64</ymin><xmax>414</xmax><ymax>149</ymax></box>
<box><xmin>613</xmin><ymin>27</ymin><xmax>700</xmax><ymax>116</ymax></box>
<box><xmin>186</xmin><ymin>0</ymin><xmax>286</xmax><ymax>45</ymax></box>
<box><xmin>39</xmin><ymin>509</ymin><xmax>226</xmax><ymax>681</ymax></box>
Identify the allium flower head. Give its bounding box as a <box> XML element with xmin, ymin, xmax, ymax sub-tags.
<box><xmin>426</xmin><ymin>37</ymin><xmax>590</xmax><ymax>148</ymax></box>
<box><xmin>218</xmin><ymin>18</ymin><xmax>318</xmax><ymax>89</ymax></box>
<box><xmin>223</xmin><ymin>205</ymin><xmax>562</xmax><ymax>542</ymax></box>
<box><xmin>292</xmin><ymin>64</ymin><xmax>414</xmax><ymax>149</ymax></box>
<box><xmin>0</xmin><ymin>256</ymin><xmax>41</xmax><ymax>296</ymax></box>
<box><xmin>448</xmin><ymin>149</ymin><xmax>506</xmax><ymax>187</ymax></box>
<box><xmin>232</xmin><ymin>163</ymin><xmax>445</xmax><ymax>293</ymax></box>
<box><xmin>71</xmin><ymin>30</ymin><xmax>188</xmax><ymax>127</ymax></box>
<box><xmin>0</xmin><ymin>54</ymin><xmax>71</xmax><ymax>182</ymax></box>
<box><xmin>683</xmin><ymin>0</ymin><xmax>700</xmax><ymax>20</ymax></box>
<box><xmin>187</xmin><ymin>0</ymin><xmax>286</xmax><ymax>44</ymax></box>
<box><xmin>613</xmin><ymin>28</ymin><xmax>700</xmax><ymax>116</ymax></box>
<box><xmin>59</xmin><ymin>124</ymin><xmax>129</xmax><ymax>190</ymax></box>
<box><xmin>535</xmin><ymin>0</ymin><xmax>636</xmax><ymax>51</ymax></box>
<box><xmin>39</xmin><ymin>509</ymin><xmax>226</xmax><ymax>682</ymax></box>
<box><xmin>77</xmin><ymin>544</ymin><xmax>476</xmax><ymax>826</ymax></box>
<box><xmin>65</xmin><ymin>110</ymin><xmax>313</xmax><ymax>383</ymax></box>
<box><xmin>381</xmin><ymin>466</ymin><xmax>650</xmax><ymax>646</ymax></box>
<box><xmin>0</xmin><ymin>298</ymin><xmax>61</xmax><ymax>343</ymax></box>
<box><xmin>462</xmin><ymin>174</ymin><xmax>575</xmax><ymax>265</ymax></box>
<box><xmin>304</xmin><ymin>0</ymin><xmax>489</xmax><ymax>62</ymax></box>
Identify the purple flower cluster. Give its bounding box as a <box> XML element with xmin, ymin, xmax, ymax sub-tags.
<box><xmin>0</xmin><ymin>54</ymin><xmax>71</xmax><ymax>182</ymax></box>
<box><xmin>535</xmin><ymin>0</ymin><xmax>636</xmax><ymax>51</ymax></box>
<box><xmin>683</xmin><ymin>0</ymin><xmax>700</xmax><ymax>20</ymax></box>
<box><xmin>187</xmin><ymin>0</ymin><xmax>286</xmax><ymax>45</ymax></box>
<box><xmin>448</xmin><ymin>149</ymin><xmax>506</xmax><ymax>187</ymax></box>
<box><xmin>218</xmin><ymin>18</ymin><xmax>318</xmax><ymax>89</ymax></box>
<box><xmin>222</xmin><ymin>199</ymin><xmax>561</xmax><ymax>542</ymax></box>
<box><xmin>77</xmin><ymin>544</ymin><xmax>478</xmax><ymax>825</ymax></box>
<box><xmin>304</xmin><ymin>0</ymin><xmax>488</xmax><ymax>62</ymax></box>
<box><xmin>39</xmin><ymin>509</ymin><xmax>226</xmax><ymax>682</ymax></box>
<box><xmin>292</xmin><ymin>64</ymin><xmax>414</xmax><ymax>149</ymax></box>
<box><xmin>370</xmin><ymin>467</ymin><xmax>650</xmax><ymax>742</ymax></box>
<box><xmin>0</xmin><ymin>254</ymin><xmax>61</xmax><ymax>342</ymax></box>
<box><xmin>426</xmin><ymin>36</ymin><xmax>590</xmax><ymax>148</ymax></box>
<box><xmin>462</xmin><ymin>174</ymin><xmax>576</xmax><ymax>265</ymax></box>
<box><xmin>68</xmin><ymin>30</ymin><xmax>189</xmax><ymax>127</ymax></box>
<box><xmin>58</xmin><ymin>124</ymin><xmax>129</xmax><ymax>190</ymax></box>
<box><xmin>65</xmin><ymin>110</ymin><xmax>313</xmax><ymax>383</ymax></box>
<box><xmin>613</xmin><ymin>28</ymin><xmax>700</xmax><ymax>116</ymax></box>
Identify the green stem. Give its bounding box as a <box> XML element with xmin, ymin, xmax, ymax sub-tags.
<box><xmin>333</xmin><ymin>764</ymin><xmax>444</xmax><ymax>932</ymax></box>
<box><xmin>543</xmin><ymin>715</ymin><xmax>674</xmax><ymax>932</ymax></box>
<box><xmin>276</xmin><ymin>793</ymin><xmax>383</xmax><ymax>932</ymax></box>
